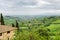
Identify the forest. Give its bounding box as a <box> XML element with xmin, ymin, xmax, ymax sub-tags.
<box><xmin>1</xmin><ymin>13</ymin><xmax>60</xmax><ymax>40</ymax></box>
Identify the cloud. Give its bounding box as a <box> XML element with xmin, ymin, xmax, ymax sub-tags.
<box><xmin>0</xmin><ymin>0</ymin><xmax>14</xmax><ymax>8</ymax></box>
<box><xmin>0</xmin><ymin>0</ymin><xmax>60</xmax><ymax>15</ymax></box>
<box><xmin>0</xmin><ymin>0</ymin><xmax>51</xmax><ymax>10</ymax></box>
<box><xmin>21</xmin><ymin>0</ymin><xmax>51</xmax><ymax>8</ymax></box>
<box><xmin>0</xmin><ymin>0</ymin><xmax>59</xmax><ymax>9</ymax></box>
<box><xmin>36</xmin><ymin>0</ymin><xmax>51</xmax><ymax>6</ymax></box>
<box><xmin>42</xmin><ymin>0</ymin><xmax>60</xmax><ymax>9</ymax></box>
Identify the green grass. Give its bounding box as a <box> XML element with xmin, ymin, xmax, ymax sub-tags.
<box><xmin>46</xmin><ymin>19</ymin><xmax>60</xmax><ymax>32</ymax></box>
<box><xmin>4</xmin><ymin>19</ymin><xmax>16</xmax><ymax>26</ymax></box>
<box><xmin>47</xmin><ymin>24</ymin><xmax>60</xmax><ymax>32</ymax></box>
<box><xmin>52</xmin><ymin>19</ymin><xmax>60</xmax><ymax>23</ymax></box>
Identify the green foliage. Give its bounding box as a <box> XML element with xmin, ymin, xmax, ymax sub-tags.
<box><xmin>13</xmin><ymin>25</ymin><xmax>51</xmax><ymax>40</ymax></box>
<box><xmin>16</xmin><ymin>20</ymin><xmax>19</xmax><ymax>30</ymax></box>
<box><xmin>1</xmin><ymin>13</ymin><xmax>5</xmax><ymax>25</ymax></box>
<box><xmin>4</xmin><ymin>16</ymin><xmax>60</xmax><ymax>40</ymax></box>
<box><xmin>12</xmin><ymin>23</ymin><xmax>15</xmax><ymax>27</ymax></box>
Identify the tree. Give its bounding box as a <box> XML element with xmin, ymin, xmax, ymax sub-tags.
<box><xmin>16</xmin><ymin>20</ymin><xmax>19</xmax><ymax>30</ymax></box>
<box><xmin>37</xmin><ymin>28</ymin><xmax>50</xmax><ymax>40</ymax></box>
<box><xmin>1</xmin><ymin>13</ymin><xmax>5</xmax><ymax>25</ymax></box>
<box><xmin>12</xmin><ymin>23</ymin><xmax>15</xmax><ymax>27</ymax></box>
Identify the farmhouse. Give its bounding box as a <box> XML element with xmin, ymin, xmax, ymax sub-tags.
<box><xmin>0</xmin><ymin>25</ymin><xmax>17</xmax><ymax>40</ymax></box>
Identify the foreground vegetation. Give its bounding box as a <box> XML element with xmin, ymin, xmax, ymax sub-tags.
<box><xmin>13</xmin><ymin>16</ymin><xmax>60</xmax><ymax>40</ymax></box>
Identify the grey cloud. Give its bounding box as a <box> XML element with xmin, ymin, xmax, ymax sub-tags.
<box><xmin>42</xmin><ymin>0</ymin><xmax>60</xmax><ymax>9</ymax></box>
<box><xmin>0</xmin><ymin>0</ymin><xmax>60</xmax><ymax>10</ymax></box>
<box><xmin>13</xmin><ymin>0</ymin><xmax>60</xmax><ymax>10</ymax></box>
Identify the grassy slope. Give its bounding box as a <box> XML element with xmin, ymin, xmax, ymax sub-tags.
<box><xmin>4</xmin><ymin>19</ymin><xmax>16</xmax><ymax>26</ymax></box>
<box><xmin>47</xmin><ymin>19</ymin><xmax>60</xmax><ymax>33</ymax></box>
<box><xmin>46</xmin><ymin>19</ymin><xmax>60</xmax><ymax>39</ymax></box>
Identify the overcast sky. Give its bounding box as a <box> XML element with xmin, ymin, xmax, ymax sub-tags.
<box><xmin>0</xmin><ymin>0</ymin><xmax>60</xmax><ymax>15</ymax></box>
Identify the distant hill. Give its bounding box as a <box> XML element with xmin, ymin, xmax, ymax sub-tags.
<box><xmin>4</xmin><ymin>15</ymin><xmax>46</xmax><ymax>21</ymax></box>
<box><xmin>4</xmin><ymin>15</ymin><xmax>45</xmax><ymax>25</ymax></box>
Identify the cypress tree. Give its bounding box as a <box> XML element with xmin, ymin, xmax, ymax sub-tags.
<box><xmin>12</xmin><ymin>23</ymin><xmax>15</xmax><ymax>27</ymax></box>
<box><xmin>16</xmin><ymin>20</ymin><xmax>19</xmax><ymax>30</ymax></box>
<box><xmin>1</xmin><ymin>13</ymin><xmax>5</xmax><ymax>25</ymax></box>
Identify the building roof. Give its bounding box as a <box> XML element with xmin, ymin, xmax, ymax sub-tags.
<box><xmin>0</xmin><ymin>25</ymin><xmax>17</xmax><ymax>33</ymax></box>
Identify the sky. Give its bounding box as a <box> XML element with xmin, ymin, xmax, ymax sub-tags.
<box><xmin>0</xmin><ymin>0</ymin><xmax>60</xmax><ymax>15</ymax></box>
